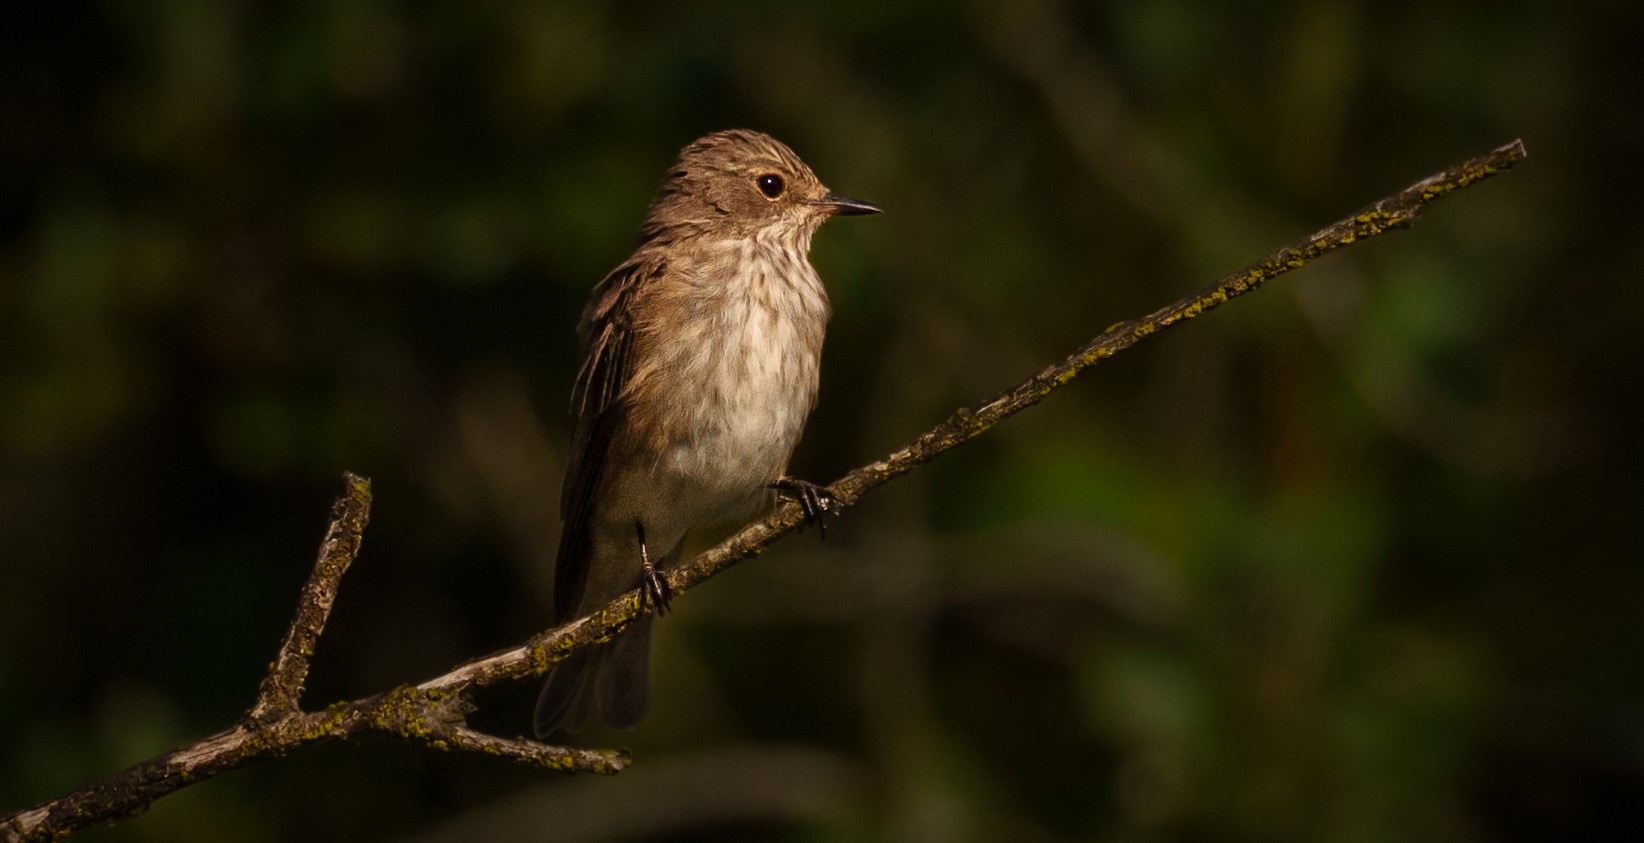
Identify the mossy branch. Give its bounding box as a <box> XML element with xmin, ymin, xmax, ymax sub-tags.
<box><xmin>0</xmin><ymin>139</ymin><xmax>1526</xmax><ymax>842</ymax></box>
<box><xmin>3</xmin><ymin>475</ymin><xmax>629</xmax><ymax>843</ymax></box>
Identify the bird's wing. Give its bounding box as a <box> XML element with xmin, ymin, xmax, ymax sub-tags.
<box><xmin>554</xmin><ymin>256</ymin><xmax>663</xmax><ymax>622</ymax></box>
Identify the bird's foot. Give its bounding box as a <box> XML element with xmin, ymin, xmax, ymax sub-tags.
<box><xmin>635</xmin><ymin>521</ymin><xmax>672</xmax><ymax>615</ymax></box>
<box><xmin>770</xmin><ymin>477</ymin><xmax>839</xmax><ymax>540</ymax></box>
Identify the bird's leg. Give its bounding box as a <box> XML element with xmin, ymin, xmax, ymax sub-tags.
<box><xmin>635</xmin><ymin>520</ymin><xmax>672</xmax><ymax>615</ymax></box>
<box><xmin>770</xmin><ymin>477</ymin><xmax>839</xmax><ymax>540</ymax></box>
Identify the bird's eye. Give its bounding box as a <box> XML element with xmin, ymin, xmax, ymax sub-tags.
<box><xmin>756</xmin><ymin>174</ymin><xmax>785</xmax><ymax>199</ymax></box>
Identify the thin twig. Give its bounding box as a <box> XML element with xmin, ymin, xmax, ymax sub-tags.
<box><xmin>249</xmin><ymin>471</ymin><xmax>371</xmax><ymax>722</ymax></box>
<box><xmin>423</xmin><ymin>139</ymin><xmax>1529</xmax><ymax>696</ymax></box>
<box><xmin>1</xmin><ymin>140</ymin><xmax>1526</xmax><ymax>842</ymax></box>
<box><xmin>337</xmin><ymin>140</ymin><xmax>1534</xmax><ymax>701</ymax></box>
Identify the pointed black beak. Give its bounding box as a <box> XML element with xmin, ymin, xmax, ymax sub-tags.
<box><xmin>815</xmin><ymin>193</ymin><xmax>882</xmax><ymax>216</ymax></box>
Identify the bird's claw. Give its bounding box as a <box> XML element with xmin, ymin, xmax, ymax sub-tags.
<box><xmin>770</xmin><ymin>478</ymin><xmax>839</xmax><ymax>540</ymax></box>
<box><xmin>635</xmin><ymin>520</ymin><xmax>672</xmax><ymax>615</ymax></box>
<box><xmin>640</xmin><ymin>566</ymin><xmax>672</xmax><ymax>615</ymax></box>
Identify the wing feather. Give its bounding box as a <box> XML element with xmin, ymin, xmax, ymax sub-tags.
<box><xmin>553</xmin><ymin>257</ymin><xmax>664</xmax><ymax>621</ymax></box>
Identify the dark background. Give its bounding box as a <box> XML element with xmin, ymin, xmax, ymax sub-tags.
<box><xmin>4</xmin><ymin>1</ymin><xmax>1640</xmax><ymax>840</ymax></box>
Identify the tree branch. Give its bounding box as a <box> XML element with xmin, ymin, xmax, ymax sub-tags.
<box><xmin>1</xmin><ymin>139</ymin><xmax>1526</xmax><ymax>842</ymax></box>
<box><xmin>248</xmin><ymin>472</ymin><xmax>370</xmax><ymax>723</ymax></box>
<box><xmin>2</xmin><ymin>478</ymin><xmax>627</xmax><ymax>843</ymax></box>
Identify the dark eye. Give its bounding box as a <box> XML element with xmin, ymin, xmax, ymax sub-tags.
<box><xmin>756</xmin><ymin>173</ymin><xmax>785</xmax><ymax>199</ymax></box>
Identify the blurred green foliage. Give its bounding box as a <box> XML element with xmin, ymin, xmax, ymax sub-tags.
<box><xmin>3</xmin><ymin>1</ymin><xmax>1640</xmax><ymax>841</ymax></box>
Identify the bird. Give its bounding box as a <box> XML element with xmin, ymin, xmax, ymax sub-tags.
<box><xmin>534</xmin><ymin>129</ymin><xmax>880</xmax><ymax>737</ymax></box>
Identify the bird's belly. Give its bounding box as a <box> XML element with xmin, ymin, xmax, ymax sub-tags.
<box><xmin>658</xmin><ymin>305</ymin><xmax>818</xmax><ymax>520</ymax></box>
<box><xmin>657</xmin><ymin>376</ymin><xmax>809</xmax><ymax>519</ymax></box>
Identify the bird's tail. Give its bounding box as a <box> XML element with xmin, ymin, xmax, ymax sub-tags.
<box><xmin>533</xmin><ymin>614</ymin><xmax>654</xmax><ymax>738</ymax></box>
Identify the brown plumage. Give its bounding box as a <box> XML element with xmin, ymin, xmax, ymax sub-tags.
<box><xmin>535</xmin><ymin>130</ymin><xmax>879</xmax><ymax>737</ymax></box>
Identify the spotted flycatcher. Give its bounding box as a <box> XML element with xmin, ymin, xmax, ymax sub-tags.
<box><xmin>534</xmin><ymin>130</ymin><xmax>880</xmax><ymax>737</ymax></box>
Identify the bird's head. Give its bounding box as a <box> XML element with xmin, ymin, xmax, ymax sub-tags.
<box><xmin>641</xmin><ymin>129</ymin><xmax>879</xmax><ymax>245</ymax></box>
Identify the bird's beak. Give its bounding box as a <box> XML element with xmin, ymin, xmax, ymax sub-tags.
<box><xmin>814</xmin><ymin>193</ymin><xmax>882</xmax><ymax>216</ymax></box>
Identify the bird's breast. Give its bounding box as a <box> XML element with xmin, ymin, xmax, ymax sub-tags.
<box><xmin>645</xmin><ymin>238</ymin><xmax>829</xmax><ymax>512</ymax></box>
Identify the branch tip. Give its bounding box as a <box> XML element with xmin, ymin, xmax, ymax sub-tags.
<box><xmin>249</xmin><ymin>472</ymin><xmax>373</xmax><ymax>723</ymax></box>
